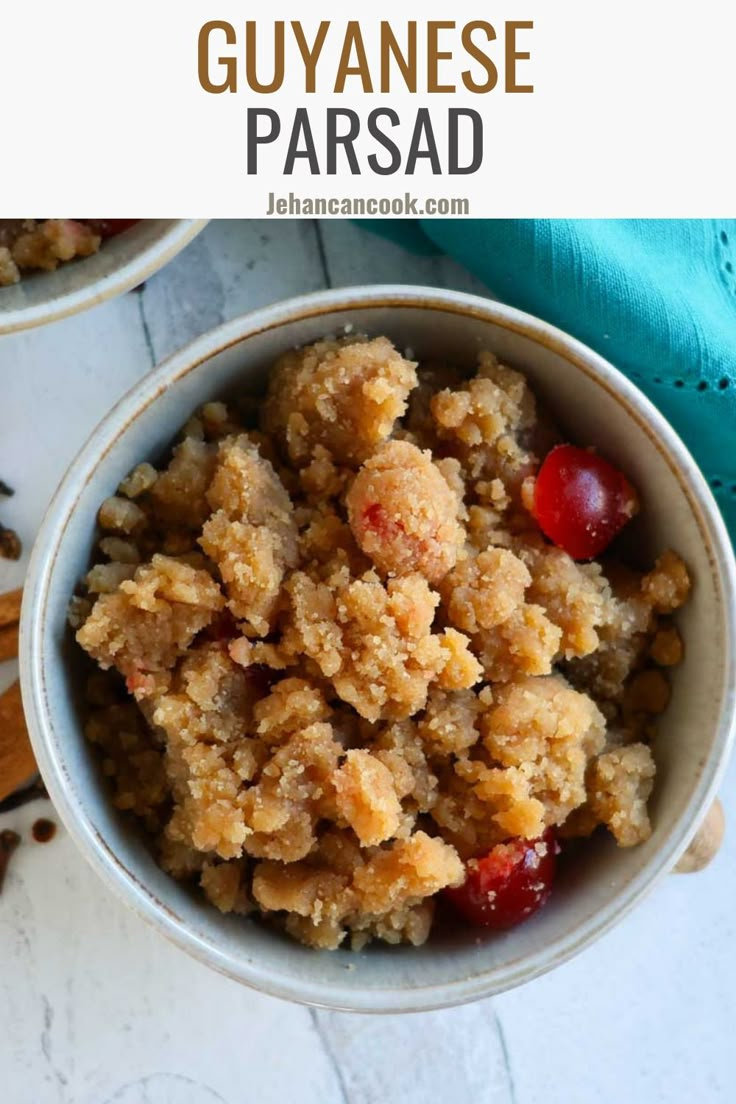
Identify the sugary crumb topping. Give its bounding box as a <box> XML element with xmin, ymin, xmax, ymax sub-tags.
<box><xmin>73</xmin><ymin>335</ymin><xmax>690</xmax><ymax>950</ymax></box>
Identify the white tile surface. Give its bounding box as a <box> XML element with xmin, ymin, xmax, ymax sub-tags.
<box><xmin>0</xmin><ymin>220</ymin><xmax>733</xmax><ymax>1104</ymax></box>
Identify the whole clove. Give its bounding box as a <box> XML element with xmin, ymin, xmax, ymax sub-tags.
<box><xmin>0</xmin><ymin>524</ymin><xmax>21</xmax><ymax>560</ymax></box>
<box><xmin>31</xmin><ymin>818</ymin><xmax>56</xmax><ymax>844</ymax></box>
<box><xmin>0</xmin><ymin>479</ymin><xmax>21</xmax><ymax>559</ymax></box>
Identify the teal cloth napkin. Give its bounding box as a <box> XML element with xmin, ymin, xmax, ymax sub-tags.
<box><xmin>361</xmin><ymin>219</ymin><xmax>736</xmax><ymax>539</ymax></box>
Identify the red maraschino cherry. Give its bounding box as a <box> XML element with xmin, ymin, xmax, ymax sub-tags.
<box><xmin>445</xmin><ymin>829</ymin><xmax>559</xmax><ymax>929</ymax></box>
<box><xmin>533</xmin><ymin>444</ymin><xmax>638</xmax><ymax>560</ymax></box>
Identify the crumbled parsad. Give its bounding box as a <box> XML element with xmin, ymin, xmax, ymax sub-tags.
<box><xmin>72</xmin><ymin>335</ymin><xmax>691</xmax><ymax>950</ymax></box>
<box><xmin>0</xmin><ymin>220</ymin><xmax>101</xmax><ymax>286</ymax></box>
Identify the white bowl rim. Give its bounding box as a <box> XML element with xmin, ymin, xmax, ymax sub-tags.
<box><xmin>20</xmin><ymin>284</ymin><xmax>736</xmax><ymax>1013</ymax></box>
<box><xmin>0</xmin><ymin>219</ymin><xmax>209</xmax><ymax>335</ymax></box>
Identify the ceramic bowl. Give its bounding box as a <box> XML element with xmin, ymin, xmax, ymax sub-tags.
<box><xmin>20</xmin><ymin>286</ymin><xmax>736</xmax><ymax>1012</ymax></box>
<box><xmin>0</xmin><ymin>220</ymin><xmax>208</xmax><ymax>334</ymax></box>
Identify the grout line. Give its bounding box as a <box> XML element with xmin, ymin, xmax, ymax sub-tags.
<box><xmin>308</xmin><ymin>1009</ymin><xmax>351</xmax><ymax>1104</ymax></box>
<box><xmin>493</xmin><ymin>1005</ymin><xmax>519</xmax><ymax>1104</ymax></box>
<box><xmin>313</xmin><ymin>220</ymin><xmax>333</xmax><ymax>289</ymax></box>
<box><xmin>135</xmin><ymin>287</ymin><xmax>157</xmax><ymax>369</ymax></box>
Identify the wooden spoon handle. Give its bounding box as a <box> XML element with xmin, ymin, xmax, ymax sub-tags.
<box><xmin>674</xmin><ymin>799</ymin><xmax>725</xmax><ymax>873</ymax></box>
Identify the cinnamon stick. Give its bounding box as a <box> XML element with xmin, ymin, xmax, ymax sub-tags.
<box><xmin>0</xmin><ymin>623</ymin><xmax>19</xmax><ymax>662</ymax></box>
<box><xmin>0</xmin><ymin>587</ymin><xmax>22</xmax><ymax>629</ymax></box>
<box><xmin>0</xmin><ymin>681</ymin><xmax>37</xmax><ymax>802</ymax></box>
<box><xmin>0</xmin><ymin>588</ymin><xmax>22</xmax><ymax>664</ymax></box>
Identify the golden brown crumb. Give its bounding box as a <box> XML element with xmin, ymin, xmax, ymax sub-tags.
<box><xmin>431</xmin><ymin>354</ymin><xmax>537</xmax><ymax>488</ymax></box>
<box><xmin>299</xmin><ymin>445</ymin><xmax>349</xmax><ymax>500</ymax></box>
<box><xmin>333</xmin><ymin>749</ymin><xmax>402</xmax><ymax>845</ymax></box>
<box><xmin>119</xmin><ymin>463</ymin><xmax>158</xmax><ymax>499</ymax></box>
<box><xmin>206</xmin><ymin>435</ymin><xmax>295</xmax><ymax>536</ymax></box>
<box><xmin>417</xmin><ymin>688</ymin><xmax>482</xmax><ymax>758</ymax></box>
<box><xmin>346</xmin><ymin>440</ymin><xmax>463</xmax><ymax>583</ymax></box>
<box><xmin>253</xmin><ymin>861</ymin><xmax>352</xmax><ymax>921</ymax></box>
<box><xmin>432</xmin><ymin>374</ymin><xmax>521</xmax><ymax>449</ymax></box>
<box><xmin>641</xmin><ymin>551</ymin><xmax>691</xmax><ymax>613</ymax></box>
<box><xmin>263</xmin><ymin>336</ymin><xmax>417</xmax><ymax>466</ymax></box>
<box><xmin>436</xmin><ymin>628</ymin><xmax>483</xmax><ymax>690</ymax></box>
<box><xmin>283</xmin><ymin>569</ymin><xmax>475</xmax><ymax>721</ymax></box>
<box><xmin>587</xmin><ymin>744</ymin><xmax>656</xmax><ymax>846</ymax></box>
<box><xmin>524</xmin><ymin>546</ymin><xmax>612</xmax><ymax>659</ymax></box>
<box><xmin>158</xmin><ymin>837</ymin><xmax>207</xmax><ymax>880</ymax></box>
<box><xmin>73</xmin><ymin>334</ymin><xmax>691</xmax><ymax>951</ymax></box>
<box><xmin>473</xmin><ymin>603</ymin><xmax>562</xmax><ymax>682</ymax></box>
<box><xmin>152</xmin><ymin>647</ymin><xmax>269</xmax><ymax>859</ymax></box>
<box><xmin>98</xmin><ymin>537</ymin><xmax>141</xmax><ymax>564</ymax></box>
<box><xmin>240</xmin><ymin>723</ymin><xmax>343</xmax><ymax>861</ymax></box>
<box><xmin>199</xmin><ymin>436</ymin><xmax>297</xmax><ymax>635</ymax></box>
<box><xmin>481</xmin><ymin>675</ymin><xmax>606</xmax><ymax>832</ymax></box>
<box><xmin>76</xmin><ymin>554</ymin><xmax>224</xmax><ymax>676</ymax></box>
<box><xmin>441</xmin><ymin>547</ymin><xmax>530</xmax><ymax>634</ymax></box>
<box><xmin>649</xmin><ymin>625</ymin><xmax>683</xmax><ymax>666</ymax></box>
<box><xmin>560</xmin><ymin>564</ymin><xmax>655</xmax><ymax>704</ymax></box>
<box><xmin>253</xmin><ymin>836</ymin><xmax>446</xmax><ymax>951</ymax></box>
<box><xmin>253</xmin><ymin>677</ymin><xmax>332</xmax><ymax>742</ymax></box>
<box><xmin>353</xmin><ymin>832</ymin><xmax>464</xmax><ymax>912</ymax></box>
<box><xmin>0</xmin><ymin>247</ymin><xmax>19</xmax><ymax>287</ymax></box>
<box><xmin>85</xmin><ymin>562</ymin><xmax>137</xmax><ymax>594</ymax></box>
<box><xmin>374</xmin><ymin>719</ymin><xmax>438</xmax><ymax>814</ymax></box>
<box><xmin>11</xmin><ymin>219</ymin><xmax>100</xmax><ymax>274</ymax></box>
<box><xmin>201</xmin><ymin>402</ymin><xmax>241</xmax><ymax>440</ymax></box>
<box><xmin>150</xmin><ymin>438</ymin><xmax>216</xmax><ymax>529</ymax></box>
<box><xmin>201</xmin><ymin>861</ymin><xmax>253</xmax><ymax>914</ymax></box>
<box><xmin>98</xmin><ymin>496</ymin><xmax>147</xmax><ymax>535</ymax></box>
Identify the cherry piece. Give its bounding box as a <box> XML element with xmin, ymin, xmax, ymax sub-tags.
<box><xmin>359</xmin><ymin>502</ymin><xmax>409</xmax><ymax>543</ymax></box>
<box><xmin>533</xmin><ymin>444</ymin><xmax>638</xmax><ymax>560</ymax></box>
<box><xmin>125</xmin><ymin>667</ymin><xmax>157</xmax><ymax>700</ymax></box>
<box><xmin>445</xmin><ymin>829</ymin><xmax>559</xmax><ymax>929</ymax></box>
<box><xmin>83</xmin><ymin>219</ymin><xmax>139</xmax><ymax>239</ymax></box>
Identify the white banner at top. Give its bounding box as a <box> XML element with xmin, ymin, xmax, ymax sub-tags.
<box><xmin>1</xmin><ymin>0</ymin><xmax>734</xmax><ymax>216</ymax></box>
